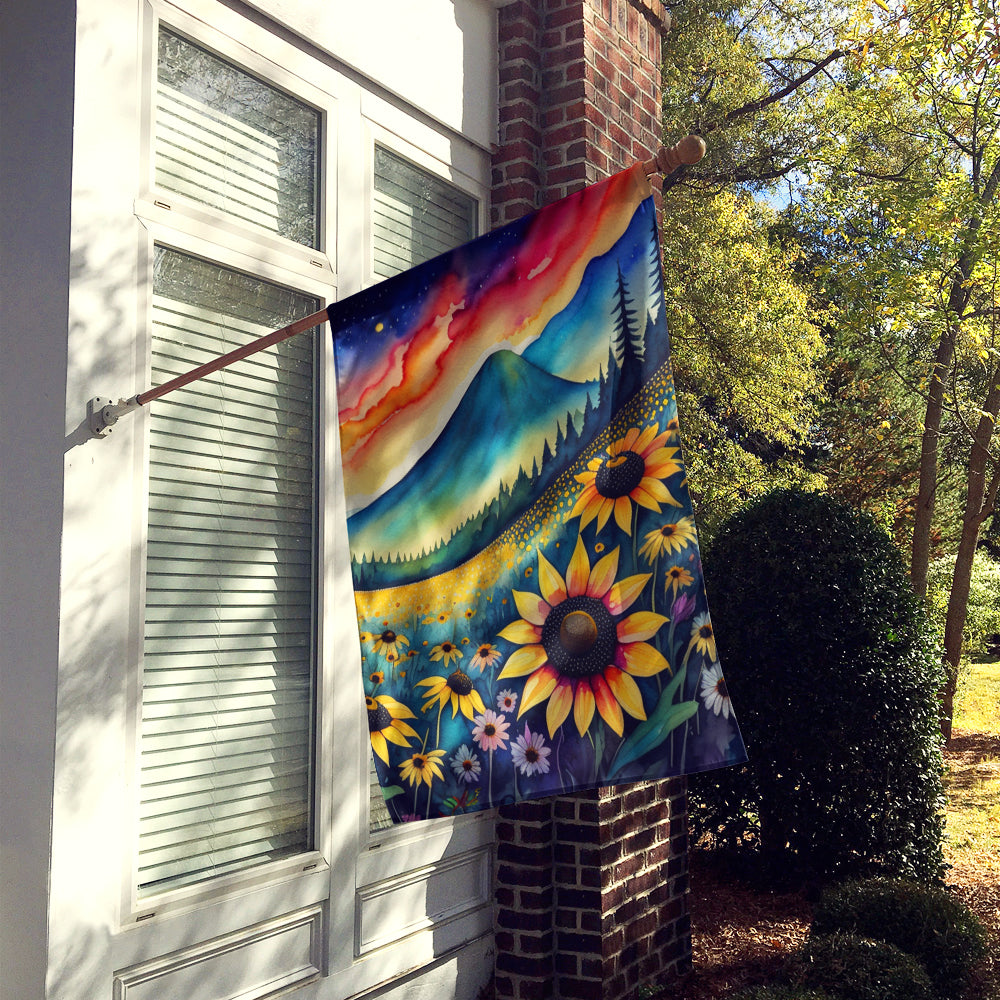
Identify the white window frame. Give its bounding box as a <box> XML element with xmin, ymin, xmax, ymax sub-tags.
<box><xmin>112</xmin><ymin>1</ymin><xmax>496</xmax><ymax>990</ymax></box>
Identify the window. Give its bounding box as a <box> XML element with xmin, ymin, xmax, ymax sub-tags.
<box><xmin>136</xmin><ymin>26</ymin><xmax>323</xmax><ymax>897</ymax></box>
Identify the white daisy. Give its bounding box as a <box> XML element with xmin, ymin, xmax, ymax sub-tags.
<box><xmin>699</xmin><ymin>662</ymin><xmax>732</xmax><ymax>719</ymax></box>
<box><xmin>449</xmin><ymin>744</ymin><xmax>482</xmax><ymax>783</ymax></box>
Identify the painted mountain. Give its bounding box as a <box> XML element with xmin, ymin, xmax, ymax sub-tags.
<box><xmin>346</xmin><ymin>349</ymin><xmax>598</xmax><ymax>572</ymax></box>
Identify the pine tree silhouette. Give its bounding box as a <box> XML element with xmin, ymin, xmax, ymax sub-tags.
<box><xmin>611</xmin><ymin>265</ymin><xmax>644</xmax><ymax>402</ymax></box>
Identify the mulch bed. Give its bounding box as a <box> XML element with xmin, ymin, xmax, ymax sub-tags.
<box><xmin>667</xmin><ymin>733</ymin><xmax>1000</xmax><ymax>1000</ymax></box>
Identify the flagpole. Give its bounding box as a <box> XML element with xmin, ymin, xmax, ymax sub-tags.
<box><xmin>88</xmin><ymin>136</ymin><xmax>705</xmax><ymax>437</ymax></box>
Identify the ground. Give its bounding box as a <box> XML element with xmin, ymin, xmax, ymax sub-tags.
<box><xmin>670</xmin><ymin>727</ymin><xmax>1000</xmax><ymax>1000</ymax></box>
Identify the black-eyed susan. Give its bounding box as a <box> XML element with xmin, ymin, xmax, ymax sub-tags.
<box><xmin>366</xmin><ymin>694</ymin><xmax>419</xmax><ymax>764</ymax></box>
<box><xmin>689</xmin><ymin>613</ymin><xmax>717</xmax><ymax>661</ymax></box>
<box><xmin>399</xmin><ymin>748</ymin><xmax>446</xmax><ymax>788</ymax></box>
<box><xmin>370</xmin><ymin>628</ymin><xmax>410</xmax><ymax>661</ymax></box>
<box><xmin>470</xmin><ymin>642</ymin><xmax>502</xmax><ymax>672</ymax></box>
<box><xmin>369</xmin><ymin>670</ymin><xmax>385</xmax><ymax>686</ymax></box>
<box><xmin>570</xmin><ymin>425</ymin><xmax>683</xmax><ymax>535</ymax></box>
<box><xmin>497</xmin><ymin>536</ymin><xmax>669</xmax><ymax>738</ymax></box>
<box><xmin>430</xmin><ymin>640</ymin><xmax>463</xmax><ymax>668</ymax></box>
<box><xmin>639</xmin><ymin>516</ymin><xmax>698</xmax><ymax>561</ymax></box>
<box><xmin>416</xmin><ymin>669</ymin><xmax>487</xmax><ymax>720</ymax></box>
<box><xmin>663</xmin><ymin>564</ymin><xmax>695</xmax><ymax>597</ymax></box>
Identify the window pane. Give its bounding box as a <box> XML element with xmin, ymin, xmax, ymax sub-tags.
<box><xmin>139</xmin><ymin>247</ymin><xmax>318</xmax><ymax>895</ymax></box>
<box><xmin>369</xmin><ymin>150</ymin><xmax>478</xmax><ymax>830</ymax></box>
<box><xmin>156</xmin><ymin>28</ymin><xmax>320</xmax><ymax>248</ymax></box>
<box><xmin>373</xmin><ymin>146</ymin><xmax>477</xmax><ymax>279</ymax></box>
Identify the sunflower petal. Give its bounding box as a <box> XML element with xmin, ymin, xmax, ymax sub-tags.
<box><xmin>595</xmin><ymin>497</ymin><xmax>615</xmax><ymax>532</ymax></box>
<box><xmin>498</xmin><ymin>617</ymin><xmax>544</xmax><ymax>645</ymax></box>
<box><xmin>382</xmin><ymin>725</ymin><xmax>413</xmax><ymax>748</ymax></box>
<box><xmin>498</xmin><ymin>644</ymin><xmax>549</xmax><ymax>678</ymax></box>
<box><xmin>392</xmin><ymin>719</ymin><xmax>420</xmax><ymax>739</ymax></box>
<box><xmin>512</xmin><ymin>588</ymin><xmax>550</xmax><ymax>626</ymax></box>
<box><xmin>621</xmin><ymin>427</ymin><xmax>641</xmax><ymax>451</ymax></box>
<box><xmin>613</xmin><ymin>496</ymin><xmax>633</xmax><ymax>534</ymax></box>
<box><xmin>377</xmin><ymin>694</ymin><xmax>417</xmax><ymax>718</ymax></box>
<box><xmin>616</xmin><ymin>610</ymin><xmax>669</xmax><ymax>642</ymax></box>
<box><xmin>620</xmin><ymin>640</ymin><xmax>670</xmax><ymax>677</ymax></box>
<box><xmin>415</xmin><ymin>677</ymin><xmax>445</xmax><ymax>691</ymax></box>
<box><xmin>603</xmin><ymin>666</ymin><xmax>646</xmax><ymax>721</ymax></box>
<box><xmin>520</xmin><ymin>664</ymin><xmax>561</xmax><ymax>713</ymax></box>
<box><xmin>634</xmin><ymin>479</ymin><xmax>670</xmax><ymax>506</ymax></box>
<box><xmin>370</xmin><ymin>731</ymin><xmax>389</xmax><ymax>764</ymax></box>
<box><xmin>468</xmin><ymin>688</ymin><xmax>487</xmax><ymax>716</ymax></box>
<box><xmin>587</xmin><ymin>546</ymin><xmax>620</xmax><ymax>599</ymax></box>
<box><xmin>565</xmin><ymin>535</ymin><xmax>591</xmax><ymax>597</ymax></box>
<box><xmin>538</xmin><ymin>548</ymin><xmax>569</xmax><ymax>607</ymax></box>
<box><xmin>591</xmin><ymin>673</ymin><xmax>624</xmax><ymax>736</ymax></box>
<box><xmin>546</xmin><ymin>679</ymin><xmax>575</xmax><ymax>737</ymax></box>
<box><xmin>573</xmin><ymin>680</ymin><xmax>596</xmax><ymax>736</ymax></box>
<box><xmin>605</xmin><ymin>573</ymin><xmax>650</xmax><ymax>614</ymax></box>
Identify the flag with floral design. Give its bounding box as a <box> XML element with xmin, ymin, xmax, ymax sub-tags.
<box><xmin>329</xmin><ymin>164</ymin><xmax>747</xmax><ymax>823</ymax></box>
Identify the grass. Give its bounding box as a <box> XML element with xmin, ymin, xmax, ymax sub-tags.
<box><xmin>945</xmin><ymin>660</ymin><xmax>1000</xmax><ymax>870</ymax></box>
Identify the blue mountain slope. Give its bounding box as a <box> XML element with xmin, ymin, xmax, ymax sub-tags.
<box><xmin>347</xmin><ymin>349</ymin><xmax>597</xmax><ymax>559</ymax></box>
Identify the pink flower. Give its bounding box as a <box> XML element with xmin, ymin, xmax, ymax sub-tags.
<box><xmin>471</xmin><ymin>710</ymin><xmax>510</xmax><ymax>753</ymax></box>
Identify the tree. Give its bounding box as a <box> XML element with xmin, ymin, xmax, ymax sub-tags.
<box><xmin>801</xmin><ymin>0</ymin><xmax>1000</xmax><ymax>736</ymax></box>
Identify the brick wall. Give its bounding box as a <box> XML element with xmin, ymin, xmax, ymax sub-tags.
<box><xmin>492</xmin><ymin>0</ymin><xmax>667</xmax><ymax>226</ymax></box>
<box><xmin>490</xmin><ymin>6</ymin><xmax>691</xmax><ymax>998</ymax></box>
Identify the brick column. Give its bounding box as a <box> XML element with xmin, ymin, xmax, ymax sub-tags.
<box><xmin>491</xmin><ymin>4</ymin><xmax>691</xmax><ymax>999</ymax></box>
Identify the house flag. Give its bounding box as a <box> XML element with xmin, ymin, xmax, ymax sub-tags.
<box><xmin>329</xmin><ymin>164</ymin><xmax>746</xmax><ymax>823</ymax></box>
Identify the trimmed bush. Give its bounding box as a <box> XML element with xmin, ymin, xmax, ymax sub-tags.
<box><xmin>690</xmin><ymin>488</ymin><xmax>946</xmax><ymax>882</ymax></box>
<box><xmin>791</xmin><ymin>933</ymin><xmax>934</xmax><ymax>1000</ymax></box>
<box><xmin>811</xmin><ymin>878</ymin><xmax>988</xmax><ymax>999</ymax></box>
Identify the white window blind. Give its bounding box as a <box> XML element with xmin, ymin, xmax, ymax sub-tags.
<box><xmin>372</xmin><ymin>146</ymin><xmax>477</xmax><ymax>280</ymax></box>
<box><xmin>138</xmin><ymin>247</ymin><xmax>319</xmax><ymax>895</ymax></box>
<box><xmin>368</xmin><ymin>149</ymin><xmax>478</xmax><ymax>831</ymax></box>
<box><xmin>156</xmin><ymin>27</ymin><xmax>320</xmax><ymax>248</ymax></box>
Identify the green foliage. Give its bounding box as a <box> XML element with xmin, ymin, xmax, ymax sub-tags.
<box><xmin>690</xmin><ymin>488</ymin><xmax>947</xmax><ymax>882</ymax></box>
<box><xmin>790</xmin><ymin>934</ymin><xmax>934</xmax><ymax>1000</ymax></box>
<box><xmin>811</xmin><ymin>878</ymin><xmax>988</xmax><ymax>999</ymax></box>
<box><xmin>927</xmin><ymin>551</ymin><xmax>1000</xmax><ymax>658</ymax></box>
<box><xmin>661</xmin><ymin>188</ymin><xmax>826</xmax><ymax>537</ymax></box>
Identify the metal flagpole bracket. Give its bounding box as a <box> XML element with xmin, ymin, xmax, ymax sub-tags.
<box><xmin>88</xmin><ymin>395</ymin><xmax>141</xmax><ymax>438</ymax></box>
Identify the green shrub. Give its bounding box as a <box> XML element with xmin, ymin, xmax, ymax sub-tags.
<box><xmin>791</xmin><ymin>933</ymin><xmax>934</xmax><ymax>1000</ymax></box>
<box><xmin>927</xmin><ymin>551</ymin><xmax>1000</xmax><ymax>658</ymax></box>
<box><xmin>811</xmin><ymin>878</ymin><xmax>988</xmax><ymax>999</ymax></box>
<box><xmin>690</xmin><ymin>488</ymin><xmax>946</xmax><ymax>882</ymax></box>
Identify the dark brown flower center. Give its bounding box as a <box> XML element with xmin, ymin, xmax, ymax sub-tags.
<box><xmin>462</xmin><ymin>758</ymin><xmax>475</xmax><ymax>771</ymax></box>
<box><xmin>412</xmin><ymin>756</ymin><xmax>426</xmax><ymax>770</ymax></box>
<box><xmin>716</xmin><ymin>678</ymin><xmax>728</xmax><ymax>699</ymax></box>
<box><xmin>447</xmin><ymin>669</ymin><xmax>473</xmax><ymax>695</ymax></box>
<box><xmin>525</xmin><ymin>746</ymin><xmax>539</xmax><ymax>763</ymax></box>
<box><xmin>367</xmin><ymin>700</ymin><xmax>392</xmax><ymax>732</ymax></box>
<box><xmin>484</xmin><ymin>724</ymin><xmax>496</xmax><ymax>737</ymax></box>
<box><xmin>380</xmin><ymin>629</ymin><xmax>397</xmax><ymax>643</ymax></box>
<box><xmin>699</xmin><ymin>625</ymin><xmax>713</xmax><ymax>639</ymax></box>
<box><xmin>595</xmin><ymin>450</ymin><xmax>644</xmax><ymax>498</ymax></box>
<box><xmin>542</xmin><ymin>595</ymin><xmax>616</xmax><ymax>679</ymax></box>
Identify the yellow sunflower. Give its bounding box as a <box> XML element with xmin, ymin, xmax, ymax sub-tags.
<box><xmin>497</xmin><ymin>536</ymin><xmax>670</xmax><ymax>738</ymax></box>
<box><xmin>430</xmin><ymin>640</ymin><xmax>463</xmax><ymax>668</ymax></box>
<box><xmin>416</xmin><ymin>669</ymin><xmax>487</xmax><ymax>719</ymax></box>
<box><xmin>689</xmin><ymin>613</ymin><xmax>718</xmax><ymax>661</ymax></box>
<box><xmin>638</xmin><ymin>516</ymin><xmax>698</xmax><ymax>561</ymax></box>
<box><xmin>399</xmin><ymin>749</ymin><xmax>446</xmax><ymax>788</ymax></box>
<box><xmin>664</xmin><ymin>565</ymin><xmax>695</xmax><ymax>597</ymax></box>
<box><xmin>370</xmin><ymin>628</ymin><xmax>410</xmax><ymax>660</ymax></box>
<box><xmin>366</xmin><ymin>694</ymin><xmax>419</xmax><ymax>764</ymax></box>
<box><xmin>570</xmin><ymin>425</ymin><xmax>683</xmax><ymax>535</ymax></box>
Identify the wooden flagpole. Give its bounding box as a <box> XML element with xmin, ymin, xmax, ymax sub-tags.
<box><xmin>88</xmin><ymin>136</ymin><xmax>705</xmax><ymax>437</ymax></box>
